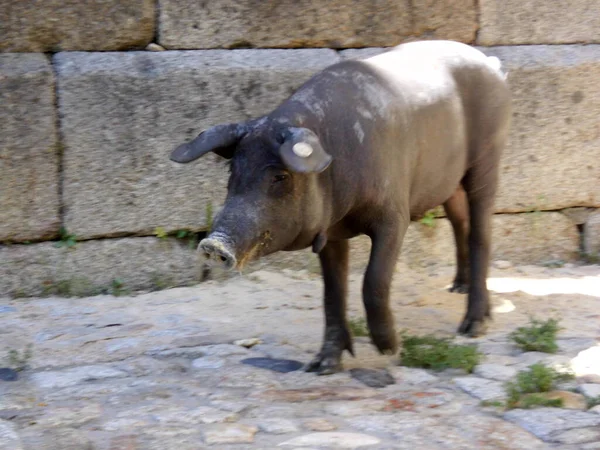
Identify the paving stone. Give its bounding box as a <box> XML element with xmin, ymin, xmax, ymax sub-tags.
<box><xmin>0</xmin><ymin>0</ymin><xmax>154</xmax><ymax>52</ymax></box>
<box><xmin>36</xmin><ymin>404</ymin><xmax>102</xmax><ymax>427</ymax></box>
<box><xmin>579</xmin><ymin>384</ymin><xmax>600</xmax><ymax>399</ymax></box>
<box><xmin>0</xmin><ymin>419</ymin><xmax>22</xmax><ymax>450</ymax></box>
<box><xmin>191</xmin><ymin>356</ymin><xmax>225</xmax><ymax>370</ymax></box>
<box><xmin>254</xmin><ymin>386</ymin><xmax>379</xmax><ymax>403</ymax></box>
<box><xmin>30</xmin><ymin>365</ymin><xmax>128</xmax><ymax>389</ymax></box>
<box><xmin>349</xmin><ymin>368</ymin><xmax>395</xmax><ymax>388</ymax></box>
<box><xmin>159</xmin><ymin>0</ymin><xmax>476</xmax><ymax>49</ymax></box>
<box><xmin>256</xmin><ymin>418</ymin><xmax>299</xmax><ymax>434</ymax></box>
<box><xmin>479</xmin><ymin>0</ymin><xmax>600</xmax><ymax>45</ymax></box>
<box><xmin>241</xmin><ymin>357</ymin><xmax>303</xmax><ymax>373</ymax></box>
<box><xmin>388</xmin><ymin>367</ymin><xmax>439</xmax><ymax>385</ymax></box>
<box><xmin>0</xmin><ymin>368</ymin><xmax>18</xmax><ymax>382</ymax></box>
<box><xmin>18</xmin><ymin>427</ymin><xmax>92</xmax><ymax>450</ymax></box>
<box><xmin>0</xmin><ymin>54</ymin><xmax>60</xmax><ymax>242</ymax></box>
<box><xmin>324</xmin><ymin>400</ymin><xmax>388</xmax><ymax>417</ymax></box>
<box><xmin>302</xmin><ymin>418</ymin><xmax>338</xmax><ymax>431</ymax></box>
<box><xmin>278</xmin><ymin>432</ymin><xmax>380</xmax><ymax>448</ymax></box>
<box><xmin>504</xmin><ymin>408</ymin><xmax>600</xmax><ymax>441</ymax></box>
<box><xmin>551</xmin><ymin>427</ymin><xmax>600</xmax><ymax>444</ymax></box>
<box><xmin>202</xmin><ymin>424</ymin><xmax>258</xmax><ymax>445</ymax></box>
<box><xmin>234</xmin><ymin>338</ymin><xmax>262</xmax><ymax>348</ymax></box>
<box><xmin>473</xmin><ymin>363</ymin><xmax>518</xmax><ymax>382</ymax></box>
<box><xmin>154</xmin><ymin>406</ymin><xmax>238</xmax><ymax>425</ymax></box>
<box><xmin>454</xmin><ymin>377</ymin><xmax>507</xmax><ymax>401</ymax></box>
<box><xmin>54</xmin><ymin>49</ymin><xmax>339</xmax><ymax>239</ymax></box>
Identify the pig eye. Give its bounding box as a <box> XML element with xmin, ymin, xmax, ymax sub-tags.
<box><xmin>272</xmin><ymin>173</ymin><xmax>288</xmax><ymax>184</ymax></box>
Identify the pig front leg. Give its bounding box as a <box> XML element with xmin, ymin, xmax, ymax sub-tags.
<box><xmin>305</xmin><ymin>240</ymin><xmax>353</xmax><ymax>375</ymax></box>
<box><xmin>363</xmin><ymin>221</ymin><xmax>408</xmax><ymax>354</ymax></box>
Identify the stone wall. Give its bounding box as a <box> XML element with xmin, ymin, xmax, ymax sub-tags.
<box><xmin>1</xmin><ymin>1</ymin><xmax>599</xmax><ymax>297</ymax></box>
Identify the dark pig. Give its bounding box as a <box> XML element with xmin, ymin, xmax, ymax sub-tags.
<box><xmin>170</xmin><ymin>40</ymin><xmax>511</xmax><ymax>375</ymax></box>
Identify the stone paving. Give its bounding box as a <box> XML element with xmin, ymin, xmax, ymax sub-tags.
<box><xmin>1</xmin><ymin>262</ymin><xmax>599</xmax><ymax>449</ymax></box>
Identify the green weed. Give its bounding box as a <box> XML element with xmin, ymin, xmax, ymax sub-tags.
<box><xmin>510</xmin><ymin>317</ymin><xmax>561</xmax><ymax>353</ymax></box>
<box><xmin>54</xmin><ymin>227</ymin><xmax>77</xmax><ymax>248</ymax></box>
<box><xmin>505</xmin><ymin>363</ymin><xmax>574</xmax><ymax>409</ymax></box>
<box><xmin>348</xmin><ymin>317</ymin><xmax>369</xmax><ymax>337</ymax></box>
<box><xmin>7</xmin><ymin>344</ymin><xmax>33</xmax><ymax>371</ymax></box>
<box><xmin>399</xmin><ymin>334</ymin><xmax>482</xmax><ymax>373</ymax></box>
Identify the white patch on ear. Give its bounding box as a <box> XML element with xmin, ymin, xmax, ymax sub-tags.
<box><xmin>292</xmin><ymin>142</ymin><xmax>313</xmax><ymax>158</ymax></box>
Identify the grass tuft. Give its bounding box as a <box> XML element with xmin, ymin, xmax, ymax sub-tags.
<box><xmin>399</xmin><ymin>334</ymin><xmax>482</xmax><ymax>373</ymax></box>
<box><xmin>510</xmin><ymin>317</ymin><xmax>561</xmax><ymax>353</ymax></box>
<box><xmin>348</xmin><ymin>317</ymin><xmax>369</xmax><ymax>337</ymax></box>
<box><xmin>505</xmin><ymin>363</ymin><xmax>574</xmax><ymax>409</ymax></box>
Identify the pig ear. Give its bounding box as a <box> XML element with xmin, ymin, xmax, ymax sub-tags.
<box><xmin>170</xmin><ymin>123</ymin><xmax>248</xmax><ymax>163</ymax></box>
<box><xmin>279</xmin><ymin>127</ymin><xmax>332</xmax><ymax>173</ymax></box>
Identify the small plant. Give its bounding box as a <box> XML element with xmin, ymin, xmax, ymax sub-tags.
<box><xmin>480</xmin><ymin>400</ymin><xmax>505</xmax><ymax>408</ymax></box>
<box><xmin>505</xmin><ymin>363</ymin><xmax>574</xmax><ymax>409</ymax></box>
<box><xmin>419</xmin><ymin>210</ymin><xmax>436</xmax><ymax>227</ymax></box>
<box><xmin>205</xmin><ymin>203</ymin><xmax>214</xmax><ymax>231</ymax></box>
<box><xmin>109</xmin><ymin>278</ymin><xmax>129</xmax><ymax>297</ymax></box>
<box><xmin>348</xmin><ymin>317</ymin><xmax>369</xmax><ymax>337</ymax></box>
<box><xmin>154</xmin><ymin>227</ymin><xmax>168</xmax><ymax>239</ymax></box>
<box><xmin>54</xmin><ymin>227</ymin><xmax>77</xmax><ymax>248</ymax></box>
<box><xmin>587</xmin><ymin>397</ymin><xmax>600</xmax><ymax>409</ymax></box>
<box><xmin>510</xmin><ymin>317</ymin><xmax>561</xmax><ymax>353</ymax></box>
<box><xmin>399</xmin><ymin>333</ymin><xmax>482</xmax><ymax>373</ymax></box>
<box><xmin>7</xmin><ymin>344</ymin><xmax>33</xmax><ymax>371</ymax></box>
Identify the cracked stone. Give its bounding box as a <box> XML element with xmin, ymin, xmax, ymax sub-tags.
<box><xmin>278</xmin><ymin>432</ymin><xmax>380</xmax><ymax>448</ymax></box>
<box><xmin>454</xmin><ymin>377</ymin><xmax>506</xmax><ymax>401</ymax></box>
<box><xmin>30</xmin><ymin>365</ymin><xmax>127</xmax><ymax>389</ymax></box>
<box><xmin>202</xmin><ymin>424</ymin><xmax>257</xmax><ymax>445</ymax></box>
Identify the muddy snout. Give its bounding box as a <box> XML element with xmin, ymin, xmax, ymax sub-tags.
<box><xmin>199</xmin><ymin>238</ymin><xmax>237</xmax><ymax>269</ymax></box>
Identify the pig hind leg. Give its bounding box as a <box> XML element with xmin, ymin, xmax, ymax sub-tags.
<box><xmin>305</xmin><ymin>240</ymin><xmax>353</xmax><ymax>375</ymax></box>
<box><xmin>457</xmin><ymin>155</ymin><xmax>501</xmax><ymax>337</ymax></box>
<box><xmin>444</xmin><ymin>185</ymin><xmax>470</xmax><ymax>294</ymax></box>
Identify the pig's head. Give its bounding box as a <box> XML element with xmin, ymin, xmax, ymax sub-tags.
<box><xmin>170</xmin><ymin>119</ymin><xmax>332</xmax><ymax>270</ymax></box>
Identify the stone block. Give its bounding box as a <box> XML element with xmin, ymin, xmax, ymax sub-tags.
<box><xmin>398</xmin><ymin>212</ymin><xmax>579</xmax><ymax>268</ymax></box>
<box><xmin>54</xmin><ymin>50</ymin><xmax>339</xmax><ymax>239</ymax></box>
<box><xmin>482</xmin><ymin>45</ymin><xmax>600</xmax><ymax>212</ymax></box>
<box><xmin>0</xmin><ymin>54</ymin><xmax>60</xmax><ymax>242</ymax></box>
<box><xmin>583</xmin><ymin>210</ymin><xmax>600</xmax><ymax>258</ymax></box>
<box><xmin>0</xmin><ymin>237</ymin><xmax>204</xmax><ymax>297</ymax></box>
<box><xmin>158</xmin><ymin>0</ymin><xmax>476</xmax><ymax>49</ymax></box>
<box><xmin>479</xmin><ymin>0</ymin><xmax>600</xmax><ymax>45</ymax></box>
<box><xmin>0</xmin><ymin>0</ymin><xmax>154</xmax><ymax>52</ymax></box>
<box><xmin>0</xmin><ymin>212</ymin><xmax>579</xmax><ymax>297</ymax></box>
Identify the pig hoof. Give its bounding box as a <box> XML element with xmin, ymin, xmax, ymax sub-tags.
<box><xmin>457</xmin><ymin>317</ymin><xmax>488</xmax><ymax>337</ymax></box>
<box><xmin>449</xmin><ymin>281</ymin><xmax>469</xmax><ymax>294</ymax></box>
<box><xmin>370</xmin><ymin>330</ymin><xmax>398</xmax><ymax>355</ymax></box>
<box><xmin>305</xmin><ymin>354</ymin><xmax>342</xmax><ymax>375</ymax></box>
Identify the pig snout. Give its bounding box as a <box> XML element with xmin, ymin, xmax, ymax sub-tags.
<box><xmin>199</xmin><ymin>237</ymin><xmax>237</xmax><ymax>269</ymax></box>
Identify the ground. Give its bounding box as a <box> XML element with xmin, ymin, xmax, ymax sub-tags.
<box><xmin>1</xmin><ymin>261</ymin><xmax>599</xmax><ymax>449</ymax></box>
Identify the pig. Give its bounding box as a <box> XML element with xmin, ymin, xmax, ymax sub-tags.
<box><xmin>170</xmin><ymin>40</ymin><xmax>511</xmax><ymax>375</ymax></box>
